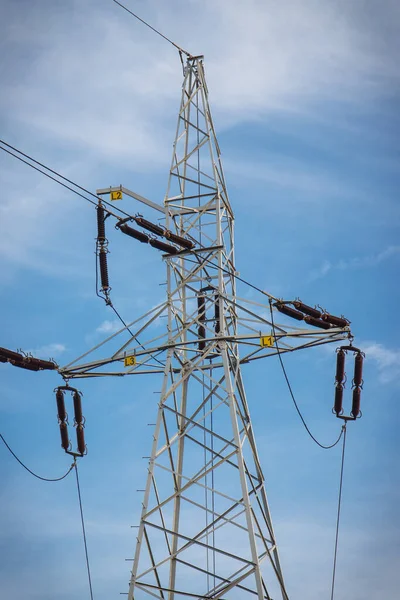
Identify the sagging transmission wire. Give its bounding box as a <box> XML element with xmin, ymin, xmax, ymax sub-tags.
<box><xmin>1</xmin><ymin>432</ymin><xmax>74</xmax><ymax>481</ymax></box>
<box><xmin>269</xmin><ymin>300</ymin><xmax>344</xmax><ymax>450</ymax></box>
<box><xmin>1</xmin><ymin>431</ymin><xmax>95</xmax><ymax>598</ymax></box>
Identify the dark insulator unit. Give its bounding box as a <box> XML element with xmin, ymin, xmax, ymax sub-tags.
<box><xmin>165</xmin><ymin>230</ymin><xmax>195</xmax><ymax>250</ymax></box>
<box><xmin>292</xmin><ymin>301</ymin><xmax>321</xmax><ymax>319</ymax></box>
<box><xmin>59</xmin><ymin>422</ymin><xmax>70</xmax><ymax>451</ymax></box>
<box><xmin>335</xmin><ymin>349</ymin><xmax>346</xmax><ymax>385</ymax></box>
<box><xmin>34</xmin><ymin>358</ymin><xmax>57</xmax><ymax>370</ymax></box>
<box><xmin>73</xmin><ymin>391</ymin><xmax>83</xmax><ymax>425</ymax></box>
<box><xmin>351</xmin><ymin>387</ymin><xmax>361</xmax><ymax>418</ymax></box>
<box><xmin>197</xmin><ymin>295</ymin><xmax>206</xmax><ymax>351</ymax></box>
<box><xmin>0</xmin><ymin>347</ymin><xmax>23</xmax><ymax>362</ymax></box>
<box><xmin>214</xmin><ymin>294</ymin><xmax>220</xmax><ymax>334</ymax></box>
<box><xmin>99</xmin><ymin>248</ymin><xmax>110</xmax><ymax>291</ymax></box>
<box><xmin>353</xmin><ymin>352</ymin><xmax>364</xmax><ymax>388</ymax></box>
<box><xmin>17</xmin><ymin>360</ymin><xmax>40</xmax><ymax>371</ymax></box>
<box><xmin>134</xmin><ymin>216</ymin><xmax>165</xmax><ymax>237</ymax></box>
<box><xmin>321</xmin><ymin>313</ymin><xmax>349</xmax><ymax>328</ymax></box>
<box><xmin>274</xmin><ymin>303</ymin><xmax>304</xmax><ymax>321</ymax></box>
<box><xmin>304</xmin><ymin>315</ymin><xmax>331</xmax><ymax>330</ymax></box>
<box><xmin>0</xmin><ymin>355</ymin><xmax>7</xmax><ymax>363</ymax></box>
<box><xmin>334</xmin><ymin>384</ymin><xmax>344</xmax><ymax>416</ymax></box>
<box><xmin>149</xmin><ymin>238</ymin><xmax>178</xmax><ymax>254</ymax></box>
<box><xmin>76</xmin><ymin>425</ymin><xmax>86</xmax><ymax>455</ymax></box>
<box><xmin>56</xmin><ymin>389</ymin><xmax>67</xmax><ymax>423</ymax></box>
<box><xmin>25</xmin><ymin>357</ymin><xmax>43</xmax><ymax>370</ymax></box>
<box><xmin>118</xmin><ymin>223</ymin><xmax>150</xmax><ymax>244</ymax></box>
<box><xmin>97</xmin><ymin>203</ymin><xmax>106</xmax><ymax>242</ymax></box>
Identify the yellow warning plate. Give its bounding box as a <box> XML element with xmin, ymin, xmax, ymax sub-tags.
<box><xmin>124</xmin><ymin>355</ymin><xmax>136</xmax><ymax>367</ymax></box>
<box><xmin>260</xmin><ymin>335</ymin><xmax>274</xmax><ymax>348</ymax></box>
<box><xmin>111</xmin><ymin>190</ymin><xmax>123</xmax><ymax>201</ymax></box>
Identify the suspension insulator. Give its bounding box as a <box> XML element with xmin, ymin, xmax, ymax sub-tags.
<box><xmin>335</xmin><ymin>349</ymin><xmax>346</xmax><ymax>385</ymax></box>
<box><xmin>197</xmin><ymin>295</ymin><xmax>206</xmax><ymax>350</ymax></box>
<box><xmin>149</xmin><ymin>238</ymin><xmax>178</xmax><ymax>254</ymax></box>
<box><xmin>73</xmin><ymin>391</ymin><xmax>83</xmax><ymax>425</ymax></box>
<box><xmin>334</xmin><ymin>384</ymin><xmax>344</xmax><ymax>416</ymax></box>
<box><xmin>292</xmin><ymin>301</ymin><xmax>321</xmax><ymax>319</ymax></box>
<box><xmin>134</xmin><ymin>216</ymin><xmax>165</xmax><ymax>237</ymax></box>
<box><xmin>165</xmin><ymin>230</ymin><xmax>195</xmax><ymax>250</ymax></box>
<box><xmin>214</xmin><ymin>294</ymin><xmax>220</xmax><ymax>334</ymax></box>
<box><xmin>118</xmin><ymin>223</ymin><xmax>149</xmax><ymax>243</ymax></box>
<box><xmin>0</xmin><ymin>355</ymin><xmax>7</xmax><ymax>363</ymax></box>
<box><xmin>76</xmin><ymin>424</ymin><xmax>86</xmax><ymax>455</ymax></box>
<box><xmin>99</xmin><ymin>248</ymin><xmax>110</xmax><ymax>291</ymax></box>
<box><xmin>304</xmin><ymin>315</ymin><xmax>331</xmax><ymax>330</ymax></box>
<box><xmin>0</xmin><ymin>347</ymin><xmax>23</xmax><ymax>363</ymax></box>
<box><xmin>353</xmin><ymin>352</ymin><xmax>364</xmax><ymax>387</ymax></box>
<box><xmin>274</xmin><ymin>303</ymin><xmax>304</xmax><ymax>321</ymax></box>
<box><xmin>56</xmin><ymin>389</ymin><xmax>67</xmax><ymax>423</ymax></box>
<box><xmin>351</xmin><ymin>386</ymin><xmax>361</xmax><ymax>418</ymax></box>
<box><xmin>321</xmin><ymin>313</ymin><xmax>349</xmax><ymax>328</ymax></box>
<box><xmin>97</xmin><ymin>203</ymin><xmax>106</xmax><ymax>242</ymax></box>
<box><xmin>59</xmin><ymin>421</ymin><xmax>70</xmax><ymax>451</ymax></box>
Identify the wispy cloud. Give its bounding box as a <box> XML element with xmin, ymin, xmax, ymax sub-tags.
<box><xmin>361</xmin><ymin>341</ymin><xmax>400</xmax><ymax>384</ymax></box>
<box><xmin>1</xmin><ymin>0</ymin><xmax>399</xmax><ymax>166</ymax></box>
<box><xmin>96</xmin><ymin>320</ymin><xmax>121</xmax><ymax>335</ymax></box>
<box><xmin>309</xmin><ymin>245</ymin><xmax>400</xmax><ymax>280</ymax></box>
<box><xmin>26</xmin><ymin>343</ymin><xmax>66</xmax><ymax>358</ymax></box>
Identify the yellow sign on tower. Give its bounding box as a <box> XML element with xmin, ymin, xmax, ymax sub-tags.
<box><xmin>110</xmin><ymin>190</ymin><xmax>123</xmax><ymax>201</ymax></box>
<box><xmin>124</xmin><ymin>355</ymin><xmax>136</xmax><ymax>367</ymax></box>
<box><xmin>260</xmin><ymin>335</ymin><xmax>274</xmax><ymax>348</ymax></box>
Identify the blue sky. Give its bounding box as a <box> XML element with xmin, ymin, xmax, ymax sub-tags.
<box><xmin>1</xmin><ymin>0</ymin><xmax>399</xmax><ymax>598</ymax></box>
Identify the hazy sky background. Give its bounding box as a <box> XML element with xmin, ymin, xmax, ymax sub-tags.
<box><xmin>1</xmin><ymin>1</ymin><xmax>399</xmax><ymax>599</ymax></box>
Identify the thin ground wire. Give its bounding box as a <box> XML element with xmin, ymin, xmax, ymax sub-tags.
<box><xmin>108</xmin><ymin>303</ymin><xmax>165</xmax><ymax>368</ymax></box>
<box><xmin>0</xmin><ymin>140</ymin><xmax>133</xmax><ymax>220</ymax></box>
<box><xmin>74</xmin><ymin>461</ymin><xmax>95</xmax><ymax>600</ymax></box>
<box><xmin>330</xmin><ymin>423</ymin><xmax>347</xmax><ymax>600</ymax></box>
<box><xmin>269</xmin><ymin>300</ymin><xmax>344</xmax><ymax>450</ymax></box>
<box><xmin>2</xmin><ymin>140</ymin><xmax>165</xmax><ymax>369</ymax></box>
<box><xmin>112</xmin><ymin>0</ymin><xmax>192</xmax><ymax>57</ymax></box>
<box><xmin>0</xmin><ymin>433</ymin><xmax>74</xmax><ymax>482</ymax></box>
<box><xmin>0</xmin><ymin>138</ymin><xmax>275</xmax><ymax>305</ymax></box>
<box><xmin>182</xmin><ymin>254</ymin><xmax>278</xmax><ymax>301</ymax></box>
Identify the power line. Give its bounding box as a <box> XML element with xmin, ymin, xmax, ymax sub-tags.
<box><xmin>112</xmin><ymin>0</ymin><xmax>192</xmax><ymax>58</ymax></box>
<box><xmin>0</xmin><ymin>139</ymin><xmax>275</xmax><ymax>305</ymax></box>
<box><xmin>183</xmin><ymin>254</ymin><xmax>278</xmax><ymax>301</ymax></box>
<box><xmin>0</xmin><ymin>139</ymin><xmax>133</xmax><ymax>221</ymax></box>
<box><xmin>269</xmin><ymin>300</ymin><xmax>344</xmax><ymax>450</ymax></box>
<box><xmin>75</xmin><ymin>461</ymin><xmax>95</xmax><ymax>600</ymax></box>
<box><xmin>330</xmin><ymin>423</ymin><xmax>347</xmax><ymax>600</ymax></box>
<box><xmin>0</xmin><ymin>432</ymin><xmax>74</xmax><ymax>481</ymax></box>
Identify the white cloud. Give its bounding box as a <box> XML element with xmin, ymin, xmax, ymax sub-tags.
<box><xmin>27</xmin><ymin>343</ymin><xmax>66</xmax><ymax>358</ymax></box>
<box><xmin>1</xmin><ymin>0</ymin><xmax>399</xmax><ymax>166</ymax></box>
<box><xmin>360</xmin><ymin>341</ymin><xmax>400</xmax><ymax>384</ymax></box>
<box><xmin>96</xmin><ymin>320</ymin><xmax>121</xmax><ymax>335</ymax></box>
<box><xmin>309</xmin><ymin>245</ymin><xmax>400</xmax><ymax>280</ymax></box>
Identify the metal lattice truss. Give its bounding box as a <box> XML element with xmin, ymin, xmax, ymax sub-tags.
<box><xmin>60</xmin><ymin>57</ymin><xmax>351</xmax><ymax>599</ymax></box>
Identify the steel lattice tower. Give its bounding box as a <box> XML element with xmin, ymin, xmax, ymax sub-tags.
<box><xmin>62</xmin><ymin>56</ymin><xmax>352</xmax><ymax>599</ymax></box>
<box><xmin>128</xmin><ymin>56</ymin><xmax>287</xmax><ymax>600</ymax></box>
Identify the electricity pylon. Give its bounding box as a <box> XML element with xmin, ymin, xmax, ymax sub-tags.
<box><xmin>61</xmin><ymin>56</ymin><xmax>351</xmax><ymax>599</ymax></box>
